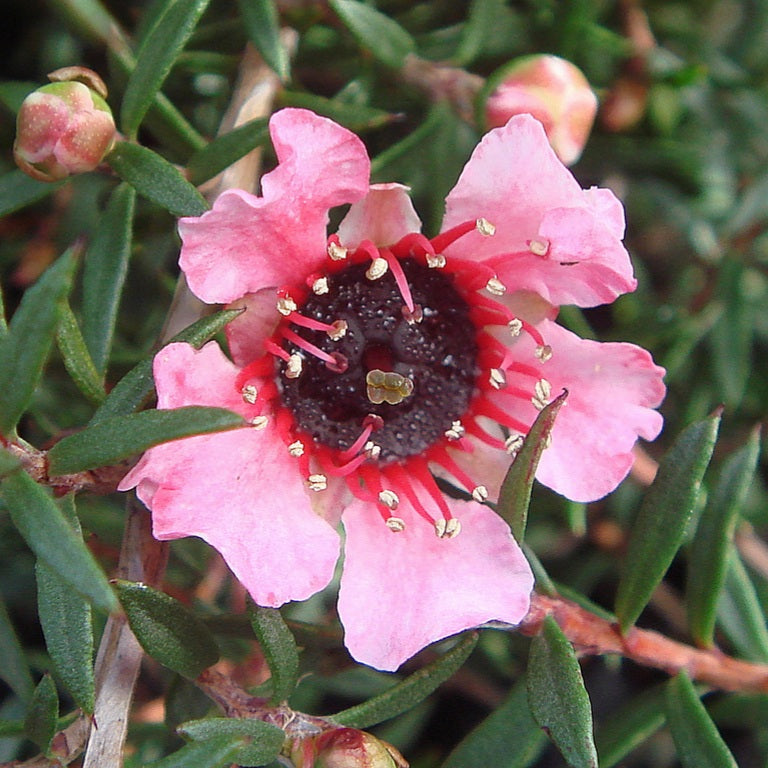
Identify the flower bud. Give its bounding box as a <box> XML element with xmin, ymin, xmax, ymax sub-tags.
<box><xmin>482</xmin><ymin>54</ymin><xmax>598</xmax><ymax>165</ymax></box>
<box><xmin>14</xmin><ymin>68</ymin><xmax>116</xmax><ymax>182</ymax></box>
<box><xmin>289</xmin><ymin>728</ymin><xmax>408</xmax><ymax>768</ymax></box>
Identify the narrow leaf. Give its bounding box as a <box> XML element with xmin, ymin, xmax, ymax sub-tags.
<box><xmin>0</xmin><ymin>469</ymin><xmax>116</xmax><ymax>612</ymax></box>
<box><xmin>248</xmin><ymin>601</ymin><xmax>300</xmax><ymax>704</ymax></box>
<box><xmin>89</xmin><ymin>309</ymin><xmax>242</xmax><ymax>424</ymax></box>
<box><xmin>237</xmin><ymin>0</ymin><xmax>290</xmax><ymax>81</ymax></box>
<box><xmin>115</xmin><ymin>580</ymin><xmax>220</xmax><ymax>678</ymax></box>
<box><xmin>595</xmin><ymin>684</ymin><xmax>666</xmax><ymax>768</ymax></box>
<box><xmin>332</xmin><ymin>632</ymin><xmax>477</xmax><ymax>729</ymax></box>
<box><xmin>145</xmin><ymin>735</ymin><xmax>244</xmax><ymax>768</ymax></box>
<box><xmin>328</xmin><ymin>0</ymin><xmax>416</xmax><ymax>68</ymax></box>
<box><xmin>47</xmin><ymin>406</ymin><xmax>245</xmax><ymax>475</ymax></box>
<box><xmin>0</xmin><ymin>248</ymin><xmax>77</xmax><ymax>436</ymax></box>
<box><xmin>23</xmin><ymin>674</ymin><xmax>58</xmax><ymax>754</ymax></box>
<box><xmin>0</xmin><ymin>170</ymin><xmax>63</xmax><ymax>217</ymax></box>
<box><xmin>497</xmin><ymin>391</ymin><xmax>568</xmax><ymax>541</ymax></box>
<box><xmin>527</xmin><ymin>616</ymin><xmax>597</xmax><ymax>768</ymax></box>
<box><xmin>121</xmin><ymin>0</ymin><xmax>212</xmax><ymax>137</ymax></box>
<box><xmin>688</xmin><ymin>427</ymin><xmax>761</xmax><ymax>647</ymax></box>
<box><xmin>178</xmin><ymin>717</ymin><xmax>285</xmax><ymax>766</ymax></box>
<box><xmin>280</xmin><ymin>91</ymin><xmax>395</xmax><ymax>131</ymax></box>
<box><xmin>56</xmin><ymin>301</ymin><xmax>107</xmax><ymax>404</ymax></box>
<box><xmin>0</xmin><ymin>596</ymin><xmax>34</xmax><ymax>702</ymax></box>
<box><xmin>454</xmin><ymin>0</ymin><xmax>507</xmax><ymax>66</ymax></box>
<box><xmin>615</xmin><ymin>412</ymin><xmax>721</xmax><ymax>632</ymax></box>
<box><xmin>35</xmin><ymin>495</ymin><xmax>95</xmax><ymax>714</ymax></box>
<box><xmin>443</xmin><ymin>676</ymin><xmax>546</xmax><ymax>768</ymax></box>
<box><xmin>186</xmin><ymin>119</ymin><xmax>269</xmax><ymax>187</ymax></box>
<box><xmin>82</xmin><ymin>183</ymin><xmax>136</xmax><ymax>375</ymax></box>
<box><xmin>665</xmin><ymin>671</ymin><xmax>737</xmax><ymax>768</ymax></box>
<box><xmin>107</xmin><ymin>142</ymin><xmax>208</xmax><ymax>217</ymax></box>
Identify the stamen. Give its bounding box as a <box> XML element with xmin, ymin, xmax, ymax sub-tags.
<box><xmin>384</xmin><ymin>463</ymin><xmax>439</xmax><ymax>526</ymax></box>
<box><xmin>241</xmin><ymin>384</ymin><xmax>259</xmax><ymax>404</ymax></box>
<box><xmin>505</xmin><ymin>433</ymin><xmax>525</xmax><ymax>455</ymax></box>
<box><xmin>338</xmin><ymin>414</ymin><xmax>383</xmax><ymax>462</ymax></box>
<box><xmin>532</xmin><ymin>379</ymin><xmax>552</xmax><ymax>410</ymax></box>
<box><xmin>485</xmin><ymin>276</ymin><xmax>507</xmax><ymax>296</ymax></box>
<box><xmin>386</xmin><ymin>517</ymin><xmax>406</xmax><ymax>533</ymax></box>
<box><xmin>366</xmin><ymin>257</ymin><xmax>389</xmax><ymax>281</ymax></box>
<box><xmin>366</xmin><ymin>369</ymin><xmax>414</xmax><ymax>405</ymax></box>
<box><xmin>426</xmin><ymin>253</ymin><xmax>446</xmax><ymax>268</ymax></box>
<box><xmin>287</xmin><ymin>311</ymin><xmax>347</xmax><ymax>340</ymax></box>
<box><xmin>378</xmin><ymin>489</ymin><xmax>399</xmax><ymax>510</ymax></box>
<box><xmin>464</xmin><ymin>419</ymin><xmax>506</xmax><ymax>450</ymax></box>
<box><xmin>312</xmin><ymin>276</ymin><xmax>329</xmax><ymax>295</ymax></box>
<box><xmin>474</xmin><ymin>400</ymin><xmax>531</xmax><ymax>434</ymax></box>
<box><xmin>277</xmin><ymin>293</ymin><xmax>298</xmax><ymax>316</ymax></box>
<box><xmin>364</xmin><ymin>441</ymin><xmax>382</xmax><ymax>460</ymax></box>
<box><xmin>265</xmin><ymin>338</ymin><xmax>291</xmax><ymax>362</ymax></box>
<box><xmin>431</xmin><ymin>447</ymin><xmax>482</xmax><ymax>501</ymax></box>
<box><xmin>508</xmin><ymin>318</ymin><xmax>523</xmax><ymax>336</ymax></box>
<box><xmin>476</xmin><ymin>218</ymin><xmax>496</xmax><ymax>236</ymax></box>
<box><xmin>429</xmin><ymin>219</ymin><xmax>478</xmax><ymax>253</ymax></box>
<box><xmin>381</xmin><ymin>250</ymin><xmax>415</xmax><ymax>312</ymax></box>
<box><xmin>444</xmin><ymin>420</ymin><xmax>465</xmax><ymax>440</ymax></box>
<box><xmin>489</xmin><ymin>368</ymin><xmax>507</xmax><ymax>390</ymax></box>
<box><xmin>307</xmin><ymin>473</ymin><xmax>328</xmax><ymax>491</ymax></box>
<box><xmin>285</xmin><ymin>353</ymin><xmax>303</xmax><ymax>379</ymax></box>
<box><xmin>288</xmin><ymin>440</ymin><xmax>305</xmax><ymax>457</ymax></box>
<box><xmin>435</xmin><ymin>518</ymin><xmax>461</xmax><ymax>539</ymax></box>
<box><xmin>401</xmin><ymin>304</ymin><xmax>423</xmax><ymax>324</ymax></box>
<box><xmin>528</xmin><ymin>237</ymin><xmax>550</xmax><ymax>256</ymax></box>
<box><xmin>327</xmin><ymin>239</ymin><xmax>348</xmax><ymax>261</ymax></box>
<box><xmin>391</xmin><ymin>232</ymin><xmax>435</xmax><ymax>259</ymax></box>
<box><xmin>250</xmin><ymin>416</ymin><xmax>269</xmax><ymax>430</ymax></box>
<box><xmin>280</xmin><ymin>327</ymin><xmax>337</xmax><ymax>366</ymax></box>
<box><xmin>472</xmin><ymin>485</ymin><xmax>489</xmax><ymax>502</ymax></box>
<box><xmin>536</xmin><ymin>344</ymin><xmax>553</xmax><ymax>362</ymax></box>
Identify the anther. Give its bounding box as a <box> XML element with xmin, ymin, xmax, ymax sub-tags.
<box><xmin>328</xmin><ymin>241</ymin><xmax>348</xmax><ymax>261</ymax></box>
<box><xmin>505</xmin><ymin>433</ymin><xmax>525</xmax><ymax>455</ymax></box>
<box><xmin>489</xmin><ymin>368</ymin><xmax>507</xmax><ymax>390</ymax></box>
<box><xmin>312</xmin><ymin>276</ymin><xmax>329</xmax><ymax>295</ymax></box>
<box><xmin>366</xmin><ymin>257</ymin><xmax>389</xmax><ymax>280</ymax></box>
<box><xmin>364</xmin><ymin>441</ymin><xmax>381</xmax><ymax>460</ymax></box>
<box><xmin>535</xmin><ymin>344</ymin><xmax>553</xmax><ymax>362</ymax></box>
<box><xmin>386</xmin><ymin>517</ymin><xmax>406</xmax><ymax>533</ymax></box>
<box><xmin>307</xmin><ymin>473</ymin><xmax>328</xmax><ymax>491</ymax></box>
<box><xmin>288</xmin><ymin>440</ymin><xmax>305</xmax><ymax>457</ymax></box>
<box><xmin>445</xmin><ymin>420</ymin><xmax>465</xmax><ymax>440</ymax></box>
<box><xmin>285</xmin><ymin>353</ymin><xmax>303</xmax><ymax>379</ymax></box>
<box><xmin>366</xmin><ymin>369</ymin><xmax>415</xmax><ymax>405</ymax></box>
<box><xmin>533</xmin><ymin>379</ymin><xmax>552</xmax><ymax>410</ymax></box>
<box><xmin>277</xmin><ymin>294</ymin><xmax>297</xmax><ymax>316</ymax></box>
<box><xmin>250</xmin><ymin>416</ymin><xmax>269</xmax><ymax>430</ymax></box>
<box><xmin>378</xmin><ymin>489</ymin><xmax>400</xmax><ymax>510</ymax></box>
<box><xmin>435</xmin><ymin>518</ymin><xmax>461</xmax><ymax>539</ymax></box>
<box><xmin>426</xmin><ymin>253</ymin><xmax>446</xmax><ymax>269</ymax></box>
<box><xmin>241</xmin><ymin>384</ymin><xmax>259</xmax><ymax>404</ymax></box>
<box><xmin>402</xmin><ymin>304</ymin><xmax>423</xmax><ymax>324</ymax></box>
<box><xmin>529</xmin><ymin>238</ymin><xmax>550</xmax><ymax>256</ymax></box>
<box><xmin>327</xmin><ymin>319</ymin><xmax>348</xmax><ymax>340</ymax></box>
<box><xmin>508</xmin><ymin>318</ymin><xmax>523</xmax><ymax>336</ymax></box>
<box><xmin>476</xmin><ymin>218</ymin><xmax>496</xmax><ymax>236</ymax></box>
<box><xmin>485</xmin><ymin>276</ymin><xmax>507</xmax><ymax>296</ymax></box>
<box><xmin>472</xmin><ymin>485</ymin><xmax>489</xmax><ymax>503</ymax></box>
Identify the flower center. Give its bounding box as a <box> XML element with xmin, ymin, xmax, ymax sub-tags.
<box><xmin>279</xmin><ymin>259</ymin><xmax>478</xmax><ymax>464</ymax></box>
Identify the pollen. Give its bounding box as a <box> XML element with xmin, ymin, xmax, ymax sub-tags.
<box><xmin>366</xmin><ymin>257</ymin><xmax>389</xmax><ymax>280</ymax></box>
<box><xmin>426</xmin><ymin>253</ymin><xmax>446</xmax><ymax>269</ymax></box>
<box><xmin>328</xmin><ymin>241</ymin><xmax>348</xmax><ymax>261</ymax></box>
<box><xmin>288</xmin><ymin>440</ymin><xmax>305</xmax><ymax>457</ymax></box>
<box><xmin>241</xmin><ymin>384</ymin><xmax>259</xmax><ymax>404</ymax></box>
<box><xmin>435</xmin><ymin>518</ymin><xmax>461</xmax><ymax>538</ymax></box>
<box><xmin>285</xmin><ymin>353</ymin><xmax>303</xmax><ymax>379</ymax></box>
<box><xmin>378</xmin><ymin>489</ymin><xmax>400</xmax><ymax>510</ymax></box>
<box><xmin>327</xmin><ymin>319</ymin><xmax>348</xmax><ymax>340</ymax></box>
<box><xmin>536</xmin><ymin>344</ymin><xmax>553</xmax><ymax>362</ymax></box>
<box><xmin>489</xmin><ymin>368</ymin><xmax>506</xmax><ymax>389</ymax></box>
<box><xmin>476</xmin><ymin>218</ymin><xmax>496</xmax><ymax>236</ymax></box>
<box><xmin>386</xmin><ymin>516</ymin><xmax>406</xmax><ymax>532</ymax></box>
<box><xmin>250</xmin><ymin>416</ymin><xmax>269</xmax><ymax>430</ymax></box>
<box><xmin>445</xmin><ymin>420</ymin><xmax>465</xmax><ymax>440</ymax></box>
<box><xmin>472</xmin><ymin>485</ymin><xmax>489</xmax><ymax>502</ymax></box>
<box><xmin>307</xmin><ymin>473</ymin><xmax>327</xmax><ymax>491</ymax></box>
<box><xmin>508</xmin><ymin>318</ymin><xmax>523</xmax><ymax>336</ymax></box>
<box><xmin>529</xmin><ymin>238</ymin><xmax>550</xmax><ymax>256</ymax></box>
<box><xmin>277</xmin><ymin>294</ymin><xmax>298</xmax><ymax>316</ymax></box>
<box><xmin>312</xmin><ymin>276</ymin><xmax>329</xmax><ymax>295</ymax></box>
<box><xmin>485</xmin><ymin>276</ymin><xmax>506</xmax><ymax>296</ymax></box>
<box><xmin>505</xmin><ymin>433</ymin><xmax>525</xmax><ymax>455</ymax></box>
<box><xmin>533</xmin><ymin>379</ymin><xmax>552</xmax><ymax>410</ymax></box>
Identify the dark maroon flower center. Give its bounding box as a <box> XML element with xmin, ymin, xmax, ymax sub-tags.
<box><xmin>279</xmin><ymin>259</ymin><xmax>478</xmax><ymax>463</ymax></box>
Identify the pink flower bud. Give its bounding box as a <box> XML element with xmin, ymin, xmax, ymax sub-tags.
<box><xmin>14</xmin><ymin>69</ymin><xmax>116</xmax><ymax>182</ymax></box>
<box><xmin>482</xmin><ymin>54</ymin><xmax>598</xmax><ymax>165</ymax></box>
<box><xmin>290</xmin><ymin>728</ymin><xmax>408</xmax><ymax>768</ymax></box>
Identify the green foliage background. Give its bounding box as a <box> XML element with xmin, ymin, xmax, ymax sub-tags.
<box><xmin>1</xmin><ymin>0</ymin><xmax>767</xmax><ymax>766</ymax></box>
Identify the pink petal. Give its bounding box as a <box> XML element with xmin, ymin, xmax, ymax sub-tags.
<box><xmin>119</xmin><ymin>342</ymin><xmax>340</xmax><ymax>606</ymax></box>
<box><xmin>336</xmin><ymin>183</ymin><xmax>422</xmax><ymax>248</ymax></box>
<box><xmin>338</xmin><ymin>497</ymin><xmax>533</xmax><ymax>671</ymax></box>
<box><xmin>529</xmin><ymin>320</ymin><xmax>665</xmax><ymax>501</ymax></box>
<box><xmin>441</xmin><ymin>114</ymin><xmax>635</xmax><ymax>307</ymax></box>
<box><xmin>225</xmin><ymin>288</ymin><xmax>281</xmax><ymax>367</ymax></box>
<box><xmin>15</xmin><ymin>93</ymin><xmax>70</xmax><ymax>162</ymax></box>
<box><xmin>179</xmin><ymin>108</ymin><xmax>371</xmax><ymax>304</ymax></box>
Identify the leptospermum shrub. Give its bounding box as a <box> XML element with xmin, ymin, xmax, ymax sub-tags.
<box><xmin>0</xmin><ymin>2</ymin><xmax>767</xmax><ymax>768</ymax></box>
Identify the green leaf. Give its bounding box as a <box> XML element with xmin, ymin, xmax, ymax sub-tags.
<box><xmin>144</xmin><ymin>734</ymin><xmax>244</xmax><ymax>768</ymax></box>
<box><xmin>115</xmin><ymin>580</ymin><xmax>220</xmax><ymax>678</ymax></box>
<box><xmin>280</xmin><ymin>91</ymin><xmax>395</xmax><ymax>132</ymax></box>
<box><xmin>120</xmin><ymin>0</ymin><xmax>212</xmax><ymax>137</ymax></box>
<box><xmin>47</xmin><ymin>406</ymin><xmax>245</xmax><ymax>475</ymax></box>
<box><xmin>186</xmin><ymin>119</ymin><xmax>270</xmax><ymax>187</ymax></box>
<box><xmin>0</xmin><ymin>447</ymin><xmax>22</xmax><ymax>479</ymax></box>
<box><xmin>35</xmin><ymin>495</ymin><xmax>95</xmax><ymax>714</ymax></box>
<box><xmin>89</xmin><ymin>309</ymin><xmax>242</xmax><ymax>424</ymax></box>
<box><xmin>0</xmin><ymin>469</ymin><xmax>116</xmax><ymax>612</ymax></box>
<box><xmin>328</xmin><ymin>0</ymin><xmax>416</xmax><ymax>68</ymax></box>
<box><xmin>442</xmin><ymin>676</ymin><xmax>546</xmax><ymax>768</ymax></box>
<box><xmin>0</xmin><ymin>719</ymin><xmax>25</xmax><ymax>738</ymax></box>
<box><xmin>56</xmin><ymin>301</ymin><xmax>107</xmax><ymax>404</ymax></box>
<box><xmin>0</xmin><ymin>170</ymin><xmax>64</xmax><ymax>217</ymax></box>
<box><xmin>664</xmin><ymin>671</ymin><xmax>737</xmax><ymax>768</ymax></box>
<box><xmin>615</xmin><ymin>412</ymin><xmax>721</xmax><ymax>632</ymax></box>
<box><xmin>453</xmin><ymin>0</ymin><xmax>507</xmax><ymax>66</ymax></box>
<box><xmin>332</xmin><ymin>632</ymin><xmax>477</xmax><ymax>729</ymax></box>
<box><xmin>687</xmin><ymin>427</ymin><xmax>761</xmax><ymax>647</ymax></box>
<box><xmin>107</xmin><ymin>142</ymin><xmax>208</xmax><ymax>217</ymax></box>
<box><xmin>595</xmin><ymin>684</ymin><xmax>666</xmax><ymax>768</ymax></box>
<box><xmin>237</xmin><ymin>0</ymin><xmax>290</xmax><ymax>81</ymax></box>
<box><xmin>0</xmin><ymin>248</ymin><xmax>77</xmax><ymax>436</ymax></box>
<box><xmin>247</xmin><ymin>601</ymin><xmax>300</xmax><ymax>705</ymax></box>
<box><xmin>527</xmin><ymin>616</ymin><xmax>597</xmax><ymax>768</ymax></box>
<box><xmin>497</xmin><ymin>390</ymin><xmax>568</xmax><ymax>541</ymax></box>
<box><xmin>716</xmin><ymin>552</ymin><xmax>768</xmax><ymax>663</ymax></box>
<box><xmin>0</xmin><ymin>596</ymin><xmax>34</xmax><ymax>702</ymax></box>
<box><xmin>178</xmin><ymin>717</ymin><xmax>285</xmax><ymax>767</ymax></box>
<box><xmin>82</xmin><ymin>183</ymin><xmax>136</xmax><ymax>375</ymax></box>
<box><xmin>23</xmin><ymin>674</ymin><xmax>58</xmax><ymax>754</ymax></box>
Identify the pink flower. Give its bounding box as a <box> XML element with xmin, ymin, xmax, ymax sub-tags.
<box><xmin>484</xmin><ymin>55</ymin><xmax>598</xmax><ymax>165</ymax></box>
<box><xmin>119</xmin><ymin>109</ymin><xmax>665</xmax><ymax>671</ymax></box>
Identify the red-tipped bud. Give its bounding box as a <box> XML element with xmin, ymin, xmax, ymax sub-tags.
<box><xmin>482</xmin><ymin>54</ymin><xmax>598</xmax><ymax>165</ymax></box>
<box><xmin>14</xmin><ymin>67</ymin><xmax>116</xmax><ymax>182</ymax></box>
<box><xmin>289</xmin><ymin>728</ymin><xmax>408</xmax><ymax>768</ymax></box>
